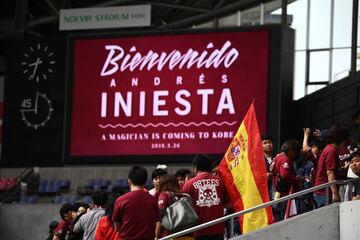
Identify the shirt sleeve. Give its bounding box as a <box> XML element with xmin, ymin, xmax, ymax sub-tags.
<box><xmin>53</xmin><ymin>221</ymin><xmax>67</xmax><ymax>238</ymax></box>
<box><xmin>325</xmin><ymin>151</ymin><xmax>337</xmax><ymax>171</ymax></box>
<box><xmin>73</xmin><ymin>215</ymin><xmax>84</xmax><ymax>232</ymax></box>
<box><xmin>278</xmin><ymin>158</ymin><xmax>300</xmax><ymax>186</ymax></box>
<box><xmin>158</xmin><ymin>192</ymin><xmax>170</xmax><ymax>211</ymax></box>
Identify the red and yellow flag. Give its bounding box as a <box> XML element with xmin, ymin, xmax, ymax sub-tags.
<box><xmin>218</xmin><ymin>102</ymin><xmax>273</xmax><ymax>234</ymax></box>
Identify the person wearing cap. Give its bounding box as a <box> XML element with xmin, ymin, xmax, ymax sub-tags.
<box><xmin>53</xmin><ymin>203</ymin><xmax>75</xmax><ymax>240</ymax></box>
<box><xmin>182</xmin><ymin>154</ymin><xmax>229</xmax><ymax>240</ymax></box>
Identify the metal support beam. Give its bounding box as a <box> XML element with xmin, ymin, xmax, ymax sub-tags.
<box><xmin>142</xmin><ymin>1</ymin><xmax>210</xmax><ymax>13</ymax></box>
<box><xmin>152</xmin><ymin>0</ymin><xmax>183</xmax><ymax>27</ymax></box>
<box><xmin>350</xmin><ymin>0</ymin><xmax>359</xmax><ymax>76</ymax></box>
<box><xmin>14</xmin><ymin>0</ymin><xmax>27</xmax><ymax>36</ymax></box>
<box><xmin>159</xmin><ymin>0</ymin><xmax>260</xmax><ymax>29</ymax></box>
<box><xmin>281</xmin><ymin>0</ymin><xmax>288</xmax><ymax>25</ymax></box>
<box><xmin>45</xmin><ymin>0</ymin><xmax>59</xmax><ymax>15</ymax></box>
<box><xmin>214</xmin><ymin>0</ymin><xmax>228</xmax><ymax>10</ymax></box>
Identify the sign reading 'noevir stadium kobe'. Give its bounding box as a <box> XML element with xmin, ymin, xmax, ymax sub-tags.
<box><xmin>59</xmin><ymin>5</ymin><xmax>151</xmax><ymax>30</ymax></box>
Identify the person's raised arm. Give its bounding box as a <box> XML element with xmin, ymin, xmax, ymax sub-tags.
<box><xmin>302</xmin><ymin>128</ymin><xmax>311</xmax><ymax>152</ymax></box>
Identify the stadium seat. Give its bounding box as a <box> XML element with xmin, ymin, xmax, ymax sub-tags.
<box><xmin>60</xmin><ymin>179</ymin><xmax>70</xmax><ymax>190</ymax></box>
<box><xmin>81</xmin><ymin>195</ymin><xmax>93</xmax><ymax>205</ymax></box>
<box><xmin>20</xmin><ymin>196</ymin><xmax>37</xmax><ymax>204</ymax></box>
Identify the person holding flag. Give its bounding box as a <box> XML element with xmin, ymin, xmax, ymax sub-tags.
<box><xmin>182</xmin><ymin>154</ymin><xmax>230</xmax><ymax>240</ymax></box>
<box><xmin>217</xmin><ymin>102</ymin><xmax>273</xmax><ymax>234</ymax></box>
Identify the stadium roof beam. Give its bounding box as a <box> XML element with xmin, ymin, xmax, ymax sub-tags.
<box><xmin>158</xmin><ymin>0</ymin><xmax>261</xmax><ymax>29</ymax></box>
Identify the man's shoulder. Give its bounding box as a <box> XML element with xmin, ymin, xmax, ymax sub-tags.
<box><xmin>275</xmin><ymin>153</ymin><xmax>288</xmax><ymax>162</ymax></box>
<box><xmin>57</xmin><ymin>219</ymin><xmax>70</xmax><ymax>229</ymax></box>
<box><xmin>323</xmin><ymin>144</ymin><xmax>336</xmax><ymax>154</ymax></box>
<box><xmin>117</xmin><ymin>190</ymin><xmax>153</xmax><ymax>202</ymax></box>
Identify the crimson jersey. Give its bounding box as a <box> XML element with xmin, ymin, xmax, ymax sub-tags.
<box><xmin>112</xmin><ymin>190</ymin><xmax>160</xmax><ymax>240</ymax></box>
<box><xmin>314</xmin><ymin>144</ymin><xmax>339</xmax><ymax>195</ymax></box>
<box><xmin>182</xmin><ymin>172</ymin><xmax>228</xmax><ymax>237</ymax></box>
<box><xmin>53</xmin><ymin>219</ymin><xmax>71</xmax><ymax>240</ymax></box>
<box><xmin>273</xmin><ymin>153</ymin><xmax>300</xmax><ymax>196</ymax></box>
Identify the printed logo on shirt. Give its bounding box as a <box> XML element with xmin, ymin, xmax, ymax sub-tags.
<box><xmin>193</xmin><ymin>179</ymin><xmax>220</xmax><ymax>207</ymax></box>
<box><xmin>282</xmin><ymin>162</ymin><xmax>289</xmax><ymax>169</ymax></box>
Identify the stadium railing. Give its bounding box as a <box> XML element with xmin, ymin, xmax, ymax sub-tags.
<box><xmin>159</xmin><ymin>178</ymin><xmax>360</xmax><ymax>240</ymax></box>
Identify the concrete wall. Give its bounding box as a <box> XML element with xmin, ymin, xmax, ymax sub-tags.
<box><xmin>0</xmin><ymin>203</ymin><xmax>61</xmax><ymax>240</ymax></box>
<box><xmin>340</xmin><ymin>200</ymin><xmax>360</xmax><ymax>240</ymax></box>
<box><xmin>235</xmin><ymin>203</ymin><xmax>340</xmax><ymax>240</ymax></box>
<box><xmin>2</xmin><ymin>196</ymin><xmax>360</xmax><ymax>239</ymax></box>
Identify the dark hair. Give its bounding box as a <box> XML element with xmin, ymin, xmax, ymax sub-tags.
<box><xmin>59</xmin><ymin>203</ymin><xmax>74</xmax><ymax>219</ymax></box>
<box><xmin>174</xmin><ymin>168</ymin><xmax>191</xmax><ymax>178</ymax></box>
<box><xmin>261</xmin><ymin>135</ymin><xmax>274</xmax><ymax>142</ymax></box>
<box><xmin>280</xmin><ymin>139</ymin><xmax>301</xmax><ymax>155</ymax></box>
<box><xmin>351</xmin><ymin>149</ymin><xmax>360</xmax><ymax>159</ymax></box>
<box><xmin>193</xmin><ymin>154</ymin><xmax>213</xmax><ymax>172</ymax></box>
<box><xmin>159</xmin><ymin>174</ymin><xmax>181</xmax><ymax>193</ymax></box>
<box><xmin>327</xmin><ymin>124</ymin><xmax>349</xmax><ymax>145</ymax></box>
<box><xmin>105</xmin><ymin>193</ymin><xmax>122</xmax><ymax>221</ymax></box>
<box><xmin>211</xmin><ymin>159</ymin><xmax>221</xmax><ymax>170</ymax></box>
<box><xmin>81</xmin><ymin>203</ymin><xmax>90</xmax><ymax>210</ymax></box>
<box><xmin>92</xmin><ymin>190</ymin><xmax>108</xmax><ymax>207</ymax></box>
<box><xmin>151</xmin><ymin>168</ymin><xmax>167</xmax><ymax>180</ymax></box>
<box><xmin>73</xmin><ymin>202</ymin><xmax>82</xmax><ymax>211</ymax></box>
<box><xmin>48</xmin><ymin>220</ymin><xmax>59</xmax><ymax>233</ymax></box>
<box><xmin>309</xmin><ymin>139</ymin><xmax>327</xmax><ymax>150</ymax></box>
<box><xmin>128</xmin><ymin>166</ymin><xmax>148</xmax><ymax>186</ymax></box>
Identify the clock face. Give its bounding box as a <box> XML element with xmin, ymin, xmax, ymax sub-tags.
<box><xmin>20</xmin><ymin>91</ymin><xmax>54</xmax><ymax>130</ymax></box>
<box><xmin>21</xmin><ymin>43</ymin><xmax>56</xmax><ymax>83</ymax></box>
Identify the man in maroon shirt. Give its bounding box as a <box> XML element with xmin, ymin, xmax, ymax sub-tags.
<box><xmin>53</xmin><ymin>203</ymin><xmax>75</xmax><ymax>240</ymax></box>
<box><xmin>314</xmin><ymin>124</ymin><xmax>349</xmax><ymax>207</ymax></box>
<box><xmin>182</xmin><ymin>154</ymin><xmax>229</xmax><ymax>240</ymax></box>
<box><xmin>113</xmin><ymin>166</ymin><xmax>161</xmax><ymax>240</ymax></box>
<box><xmin>272</xmin><ymin>139</ymin><xmax>302</xmax><ymax>221</ymax></box>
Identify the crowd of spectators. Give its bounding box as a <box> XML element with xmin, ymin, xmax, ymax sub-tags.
<box><xmin>48</xmin><ymin>109</ymin><xmax>360</xmax><ymax>239</ymax></box>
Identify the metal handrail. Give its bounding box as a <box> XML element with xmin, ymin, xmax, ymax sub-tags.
<box><xmin>160</xmin><ymin>178</ymin><xmax>360</xmax><ymax>240</ymax></box>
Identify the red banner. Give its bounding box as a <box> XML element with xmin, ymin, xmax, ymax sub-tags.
<box><xmin>70</xmin><ymin>31</ymin><xmax>269</xmax><ymax>156</ymax></box>
<box><xmin>218</xmin><ymin>102</ymin><xmax>273</xmax><ymax>233</ymax></box>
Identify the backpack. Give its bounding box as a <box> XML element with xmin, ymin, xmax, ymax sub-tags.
<box><xmin>161</xmin><ymin>193</ymin><xmax>198</xmax><ymax>233</ymax></box>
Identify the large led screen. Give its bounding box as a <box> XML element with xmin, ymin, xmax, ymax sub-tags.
<box><xmin>70</xmin><ymin>30</ymin><xmax>269</xmax><ymax>156</ymax></box>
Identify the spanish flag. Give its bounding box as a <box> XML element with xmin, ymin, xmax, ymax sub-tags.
<box><xmin>218</xmin><ymin>102</ymin><xmax>273</xmax><ymax>234</ymax></box>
